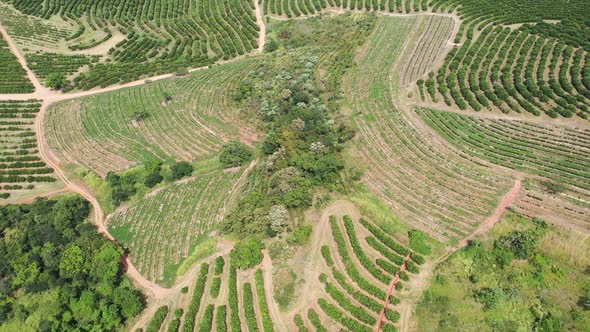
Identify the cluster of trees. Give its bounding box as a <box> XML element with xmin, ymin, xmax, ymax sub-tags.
<box><xmin>222</xmin><ymin>52</ymin><xmax>352</xmax><ymax>238</ymax></box>
<box><xmin>0</xmin><ymin>195</ymin><xmax>144</xmax><ymax>330</ymax></box>
<box><xmin>219</xmin><ymin>140</ymin><xmax>253</xmax><ymax>168</ymax></box>
<box><xmin>229</xmin><ymin>240</ymin><xmax>264</xmax><ymax>269</ymax></box>
<box><xmin>105</xmin><ymin>160</ymin><xmax>193</xmax><ymax>207</ymax></box>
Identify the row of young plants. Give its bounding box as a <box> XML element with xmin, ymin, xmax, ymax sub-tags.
<box><xmin>0</xmin><ymin>35</ymin><xmax>34</xmax><ymax>93</ymax></box>
<box><xmin>417</xmin><ymin>108</ymin><xmax>590</xmax><ymax>191</ymax></box>
<box><xmin>25</xmin><ymin>52</ymin><xmax>100</xmax><ymax>79</ymax></box>
<box><xmin>263</xmin><ymin>0</ymin><xmax>430</xmax><ymax>17</ymax></box>
<box><xmin>0</xmin><ymin>100</ymin><xmax>57</xmax><ymax>198</ymax></box>
<box><xmin>255</xmin><ymin>269</ymin><xmax>275</xmax><ymax>332</ymax></box>
<box><xmin>181</xmin><ymin>263</ymin><xmax>210</xmax><ymax>332</ymax></box>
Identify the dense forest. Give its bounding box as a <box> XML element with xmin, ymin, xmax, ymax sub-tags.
<box><xmin>0</xmin><ymin>195</ymin><xmax>144</xmax><ymax>331</ymax></box>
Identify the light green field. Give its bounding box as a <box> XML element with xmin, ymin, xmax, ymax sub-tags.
<box><xmin>44</xmin><ymin>60</ymin><xmax>260</xmax><ymax>175</ymax></box>
<box><xmin>108</xmin><ymin>167</ymin><xmax>246</xmax><ymax>285</ymax></box>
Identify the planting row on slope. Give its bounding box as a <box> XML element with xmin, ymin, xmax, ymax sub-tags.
<box><xmin>108</xmin><ymin>168</ymin><xmax>245</xmax><ymax>283</ymax></box>
<box><xmin>0</xmin><ymin>33</ymin><xmax>34</xmax><ymax>93</ymax></box>
<box><xmin>6</xmin><ymin>0</ymin><xmax>259</xmax><ymax>89</ymax></box>
<box><xmin>44</xmin><ymin>60</ymin><xmax>259</xmax><ymax>175</ymax></box>
<box><xmin>346</xmin><ymin>16</ymin><xmax>509</xmax><ymax>242</ymax></box>
<box><xmin>0</xmin><ymin>100</ymin><xmax>59</xmax><ymax>201</ymax></box>
<box><xmin>427</xmin><ymin>22</ymin><xmax>590</xmax><ymax>119</ymax></box>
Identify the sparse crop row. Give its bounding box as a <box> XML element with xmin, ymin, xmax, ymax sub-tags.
<box><xmin>348</xmin><ymin>16</ymin><xmax>507</xmax><ymax>241</ymax></box>
<box><xmin>417</xmin><ymin>108</ymin><xmax>590</xmax><ymax>191</ymax></box>
<box><xmin>45</xmin><ymin>60</ymin><xmax>258</xmax><ymax>174</ymax></box>
<box><xmin>109</xmin><ymin>169</ymin><xmax>244</xmax><ymax>282</ymax></box>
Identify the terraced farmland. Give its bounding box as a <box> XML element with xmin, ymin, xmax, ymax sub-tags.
<box><xmin>428</xmin><ymin>23</ymin><xmax>590</xmax><ymax>118</ymax></box>
<box><xmin>346</xmin><ymin>16</ymin><xmax>510</xmax><ymax>242</ymax></box>
<box><xmin>418</xmin><ymin>108</ymin><xmax>590</xmax><ymax>191</ymax></box>
<box><xmin>44</xmin><ymin>60</ymin><xmax>259</xmax><ymax>175</ymax></box>
<box><xmin>0</xmin><ymin>100</ymin><xmax>60</xmax><ymax>201</ymax></box>
<box><xmin>135</xmin><ymin>255</ymin><xmax>280</xmax><ymax>332</ymax></box>
<box><xmin>3</xmin><ymin>0</ymin><xmax>260</xmax><ymax>89</ymax></box>
<box><xmin>417</xmin><ymin>108</ymin><xmax>590</xmax><ymax>230</ymax></box>
<box><xmin>398</xmin><ymin>13</ymin><xmax>455</xmax><ymax>87</ymax></box>
<box><xmin>108</xmin><ymin>168</ymin><xmax>247</xmax><ymax>283</ymax></box>
<box><xmin>0</xmin><ymin>32</ymin><xmax>34</xmax><ymax>93</ymax></box>
<box><xmin>262</xmin><ymin>0</ymin><xmax>432</xmax><ymax>17</ymax></box>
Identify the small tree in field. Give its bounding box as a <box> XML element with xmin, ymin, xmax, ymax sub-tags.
<box><xmin>219</xmin><ymin>140</ymin><xmax>253</xmax><ymax>168</ymax></box>
<box><xmin>46</xmin><ymin>72</ymin><xmax>66</xmax><ymax>90</ymax></box>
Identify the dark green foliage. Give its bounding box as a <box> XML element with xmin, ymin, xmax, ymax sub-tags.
<box><xmin>46</xmin><ymin>72</ymin><xmax>67</xmax><ymax>90</ymax></box>
<box><xmin>230</xmin><ymin>240</ymin><xmax>264</xmax><ymax>269</ymax></box>
<box><xmin>146</xmin><ymin>306</ymin><xmax>168</xmax><ymax>332</ymax></box>
<box><xmin>219</xmin><ymin>140</ymin><xmax>253</xmax><ymax>168</ymax></box>
<box><xmin>0</xmin><ymin>195</ymin><xmax>144</xmax><ymax>330</ymax></box>
<box><xmin>170</xmin><ymin>161</ymin><xmax>193</xmax><ymax>180</ymax></box>
<box><xmin>216</xmin><ymin>305</ymin><xmax>228</xmax><ymax>332</ymax></box>
<box><xmin>144</xmin><ymin>172</ymin><xmax>163</xmax><ymax>188</ymax></box>
<box><xmin>181</xmin><ymin>263</ymin><xmax>209</xmax><ymax>332</ymax></box>
<box><xmin>494</xmin><ymin>230</ymin><xmax>540</xmax><ymax>259</ymax></box>
<box><xmin>214</xmin><ymin>256</ymin><xmax>225</xmax><ymax>275</ymax></box>
<box><xmin>255</xmin><ymin>269</ymin><xmax>275</xmax><ymax>332</ymax></box>
<box><xmin>243</xmin><ymin>283</ymin><xmax>259</xmax><ymax>332</ymax></box>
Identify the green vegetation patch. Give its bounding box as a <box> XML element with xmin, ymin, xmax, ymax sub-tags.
<box><xmin>416</xmin><ymin>213</ymin><xmax>590</xmax><ymax>331</ymax></box>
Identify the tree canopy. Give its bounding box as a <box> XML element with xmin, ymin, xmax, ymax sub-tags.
<box><xmin>0</xmin><ymin>195</ymin><xmax>144</xmax><ymax>331</ymax></box>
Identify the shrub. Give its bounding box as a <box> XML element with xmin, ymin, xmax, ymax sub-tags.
<box><xmin>46</xmin><ymin>72</ymin><xmax>67</xmax><ymax>89</ymax></box>
<box><xmin>170</xmin><ymin>161</ymin><xmax>193</xmax><ymax>180</ymax></box>
<box><xmin>219</xmin><ymin>140</ymin><xmax>253</xmax><ymax>168</ymax></box>
<box><xmin>230</xmin><ymin>240</ymin><xmax>265</xmax><ymax>269</ymax></box>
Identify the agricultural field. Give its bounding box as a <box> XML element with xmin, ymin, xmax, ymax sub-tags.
<box><xmin>0</xmin><ymin>32</ymin><xmax>34</xmax><ymax>93</ymax></box>
<box><xmin>262</xmin><ymin>0</ymin><xmax>432</xmax><ymax>17</ymax></box>
<box><xmin>0</xmin><ymin>0</ymin><xmax>260</xmax><ymax>90</ymax></box>
<box><xmin>44</xmin><ymin>60</ymin><xmax>259</xmax><ymax>175</ymax></box>
<box><xmin>1</xmin><ymin>0</ymin><xmax>590</xmax><ymax>331</ymax></box>
<box><xmin>286</xmin><ymin>208</ymin><xmax>427</xmax><ymax>332</ymax></box>
<box><xmin>0</xmin><ymin>100</ymin><xmax>61</xmax><ymax>202</ymax></box>
<box><xmin>108</xmin><ymin>168</ymin><xmax>247</xmax><ymax>284</ymax></box>
<box><xmin>345</xmin><ymin>15</ymin><xmax>511</xmax><ymax>242</ymax></box>
<box><xmin>135</xmin><ymin>255</ymin><xmax>280</xmax><ymax>332</ymax></box>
